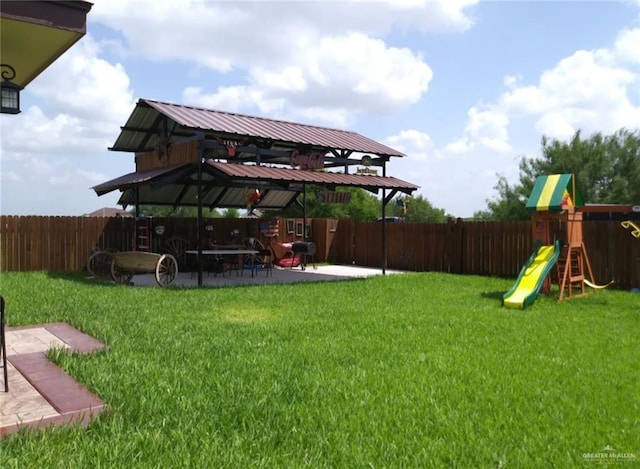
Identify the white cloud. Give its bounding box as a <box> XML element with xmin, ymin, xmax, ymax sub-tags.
<box><xmin>448</xmin><ymin>32</ymin><xmax>640</xmax><ymax>152</ymax></box>
<box><xmin>183</xmin><ymin>85</ymin><xmax>262</xmax><ymax>113</ymax></box>
<box><xmin>531</xmin><ymin>49</ymin><xmax>639</xmax><ymax>139</ymax></box>
<box><xmin>90</xmin><ymin>0</ymin><xmax>478</xmax><ymax>66</ymax></box>
<box><xmin>384</xmin><ymin>127</ymin><xmax>518</xmax><ymax>218</ymax></box>
<box><xmin>613</xmin><ymin>27</ymin><xmax>640</xmax><ymax>65</ymax></box>
<box><xmin>444</xmin><ymin>106</ymin><xmax>511</xmax><ymax>154</ymax></box>
<box><xmin>385</xmin><ymin>129</ymin><xmax>436</xmax><ymax>161</ymax></box>
<box><xmin>401</xmin><ymin>11</ymin><xmax>640</xmax><ymax>217</ymax></box>
<box><xmin>27</xmin><ymin>35</ymin><xmax>134</xmax><ymax>124</ymax></box>
<box><xmin>1</xmin><ymin>35</ymin><xmax>134</xmax><ymax>159</ymax></box>
<box><xmin>183</xmin><ymin>32</ymin><xmax>433</xmax><ymax>125</ymax></box>
<box><xmin>89</xmin><ymin>0</ymin><xmax>471</xmax><ymax>123</ymax></box>
<box><xmin>501</xmin><ymin>86</ymin><xmax>547</xmax><ymax>117</ymax></box>
<box><xmin>0</xmin><ymin>33</ymin><xmax>135</xmax><ymax>215</ymax></box>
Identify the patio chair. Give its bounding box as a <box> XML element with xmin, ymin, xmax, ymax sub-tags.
<box><xmin>224</xmin><ymin>254</ymin><xmax>243</xmax><ymax>277</ymax></box>
<box><xmin>1</xmin><ymin>295</ymin><xmax>8</xmax><ymax>392</ymax></box>
<box><xmin>256</xmin><ymin>248</ymin><xmax>273</xmax><ymax>277</ymax></box>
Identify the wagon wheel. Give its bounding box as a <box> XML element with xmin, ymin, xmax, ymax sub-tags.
<box><xmin>241</xmin><ymin>237</ymin><xmax>266</xmax><ymax>269</ymax></box>
<box><xmin>110</xmin><ymin>260</ymin><xmax>134</xmax><ymax>285</ymax></box>
<box><xmin>87</xmin><ymin>250</ymin><xmax>115</xmax><ymax>278</ymax></box>
<box><xmin>155</xmin><ymin>254</ymin><xmax>178</xmax><ymax>287</ymax></box>
<box><xmin>162</xmin><ymin>237</ymin><xmax>190</xmax><ymax>270</ymax></box>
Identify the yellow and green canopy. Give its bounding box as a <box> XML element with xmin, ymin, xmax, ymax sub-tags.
<box><xmin>526</xmin><ymin>174</ymin><xmax>583</xmax><ymax>212</ymax></box>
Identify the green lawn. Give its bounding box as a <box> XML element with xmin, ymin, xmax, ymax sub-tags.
<box><xmin>1</xmin><ymin>271</ymin><xmax>638</xmax><ymax>468</ymax></box>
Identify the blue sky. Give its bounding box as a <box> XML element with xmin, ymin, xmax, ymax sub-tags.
<box><xmin>1</xmin><ymin>0</ymin><xmax>639</xmax><ymax>217</ymax></box>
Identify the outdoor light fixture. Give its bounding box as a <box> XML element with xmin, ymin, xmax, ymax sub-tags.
<box><xmin>1</xmin><ymin>64</ymin><xmax>22</xmax><ymax>115</ymax></box>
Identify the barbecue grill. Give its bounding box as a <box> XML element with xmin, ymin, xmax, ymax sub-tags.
<box><xmin>291</xmin><ymin>242</ymin><xmax>316</xmax><ymax>270</ymax></box>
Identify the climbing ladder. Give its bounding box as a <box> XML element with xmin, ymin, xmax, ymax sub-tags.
<box><xmin>556</xmin><ymin>244</ymin><xmax>586</xmax><ymax>301</ymax></box>
<box><xmin>134</xmin><ymin>216</ymin><xmax>152</xmax><ymax>252</ymax></box>
<box><xmin>556</xmin><ymin>210</ymin><xmax>595</xmax><ymax>301</ymax></box>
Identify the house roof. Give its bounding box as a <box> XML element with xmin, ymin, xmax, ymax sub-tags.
<box><xmin>1</xmin><ymin>1</ymin><xmax>92</xmax><ymax>89</ymax></box>
<box><xmin>93</xmin><ymin>160</ymin><xmax>419</xmax><ymax>210</ymax></box>
<box><xmin>526</xmin><ymin>173</ymin><xmax>584</xmax><ymax>212</ymax></box>
<box><xmin>84</xmin><ymin>207</ymin><xmax>132</xmax><ymax>217</ymax></box>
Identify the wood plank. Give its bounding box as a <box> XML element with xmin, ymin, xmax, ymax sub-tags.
<box><xmin>112</xmin><ymin>251</ymin><xmax>162</xmax><ymax>272</ymax></box>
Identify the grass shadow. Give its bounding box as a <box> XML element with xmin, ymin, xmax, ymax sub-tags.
<box><xmin>46</xmin><ymin>271</ymin><xmax>122</xmax><ymax>287</ymax></box>
<box><xmin>480</xmin><ymin>290</ymin><xmax>505</xmax><ymax>301</ymax></box>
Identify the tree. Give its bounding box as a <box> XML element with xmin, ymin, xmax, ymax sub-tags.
<box><xmin>269</xmin><ymin>187</ymin><xmax>381</xmax><ymax>221</ymax></box>
<box><xmin>220</xmin><ymin>208</ymin><xmax>240</xmax><ymax>218</ymax></box>
<box><xmin>135</xmin><ymin>185</ymin><xmax>453</xmax><ymax>223</ymax></box>
<box><xmin>133</xmin><ymin>206</ymin><xmax>221</xmax><ymax>218</ymax></box>
<box><xmin>270</xmin><ymin>187</ymin><xmax>451</xmax><ymax>222</ymax></box>
<box><xmin>390</xmin><ymin>194</ymin><xmax>451</xmax><ymax>222</ymax></box>
<box><xmin>476</xmin><ymin>128</ymin><xmax>640</xmax><ymax>220</ymax></box>
<box><xmin>473</xmin><ymin>175</ymin><xmax>529</xmax><ymax>221</ymax></box>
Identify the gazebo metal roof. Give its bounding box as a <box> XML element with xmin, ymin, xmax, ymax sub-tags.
<box><xmin>110</xmin><ymin>98</ymin><xmax>405</xmax><ymax>161</ymax></box>
<box><xmin>93</xmin><ymin>160</ymin><xmax>418</xmax><ymax>210</ymax></box>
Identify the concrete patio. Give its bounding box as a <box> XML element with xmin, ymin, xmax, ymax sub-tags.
<box><xmin>132</xmin><ymin>264</ymin><xmax>404</xmax><ymax>288</ymax></box>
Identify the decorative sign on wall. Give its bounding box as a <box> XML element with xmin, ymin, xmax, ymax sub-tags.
<box><xmin>290</xmin><ymin>149</ymin><xmax>325</xmax><ymax>170</ymax></box>
<box><xmin>356</xmin><ymin>167</ymin><xmax>378</xmax><ymax>175</ymax></box>
<box><xmin>216</xmin><ymin>138</ymin><xmax>245</xmax><ymax>157</ymax></box>
<box><xmin>260</xmin><ymin>219</ymin><xmax>280</xmax><ymax>238</ymax></box>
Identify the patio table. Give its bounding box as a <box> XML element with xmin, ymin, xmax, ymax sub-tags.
<box><xmin>186</xmin><ymin>249</ymin><xmax>259</xmax><ymax>277</ymax></box>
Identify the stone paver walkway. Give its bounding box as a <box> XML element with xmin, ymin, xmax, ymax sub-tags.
<box><xmin>0</xmin><ymin>323</ymin><xmax>108</xmax><ymax>439</ymax></box>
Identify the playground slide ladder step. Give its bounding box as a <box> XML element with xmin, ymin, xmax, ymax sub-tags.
<box><xmin>556</xmin><ymin>244</ymin><xmax>586</xmax><ymax>295</ymax></box>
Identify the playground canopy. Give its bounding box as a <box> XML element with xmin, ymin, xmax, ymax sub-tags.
<box><xmin>526</xmin><ymin>173</ymin><xmax>584</xmax><ymax>212</ymax></box>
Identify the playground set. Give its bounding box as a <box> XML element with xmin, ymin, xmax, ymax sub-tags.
<box><xmin>502</xmin><ymin>173</ymin><xmax>626</xmax><ymax>309</ymax></box>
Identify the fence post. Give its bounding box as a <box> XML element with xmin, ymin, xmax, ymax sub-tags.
<box><xmin>446</xmin><ymin>218</ymin><xmax>464</xmax><ymax>274</ymax></box>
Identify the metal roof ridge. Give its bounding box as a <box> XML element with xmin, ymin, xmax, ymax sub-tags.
<box><xmin>140</xmin><ymin>98</ymin><xmax>359</xmax><ymax>135</ymax></box>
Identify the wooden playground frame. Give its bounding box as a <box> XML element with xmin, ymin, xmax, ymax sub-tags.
<box><xmin>531</xmin><ymin>206</ymin><xmax>597</xmax><ymax>302</ymax></box>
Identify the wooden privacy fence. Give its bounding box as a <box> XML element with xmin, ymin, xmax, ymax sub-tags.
<box><xmin>0</xmin><ymin>216</ymin><xmax>315</xmax><ymax>272</ymax></box>
<box><xmin>1</xmin><ymin>216</ymin><xmax>639</xmax><ymax>289</ymax></box>
<box><xmin>329</xmin><ymin>219</ymin><xmax>639</xmax><ymax>289</ymax></box>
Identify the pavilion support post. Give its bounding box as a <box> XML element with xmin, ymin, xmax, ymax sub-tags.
<box><xmin>133</xmin><ymin>188</ymin><xmax>140</xmax><ymax>251</ymax></box>
<box><xmin>303</xmin><ymin>183</ymin><xmax>307</xmax><ymax>238</ymax></box>
<box><xmin>134</xmin><ymin>187</ymin><xmax>140</xmax><ymax>219</ymax></box>
<box><xmin>196</xmin><ymin>140</ymin><xmax>204</xmax><ymax>287</ymax></box>
<box><xmin>381</xmin><ymin>163</ymin><xmax>387</xmax><ymax>274</ymax></box>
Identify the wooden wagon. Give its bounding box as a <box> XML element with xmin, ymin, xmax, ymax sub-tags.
<box><xmin>110</xmin><ymin>251</ymin><xmax>178</xmax><ymax>287</ymax></box>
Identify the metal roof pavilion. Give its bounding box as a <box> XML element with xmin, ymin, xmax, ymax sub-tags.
<box><xmin>95</xmin><ymin>98</ymin><xmax>419</xmax><ymax>285</ymax></box>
